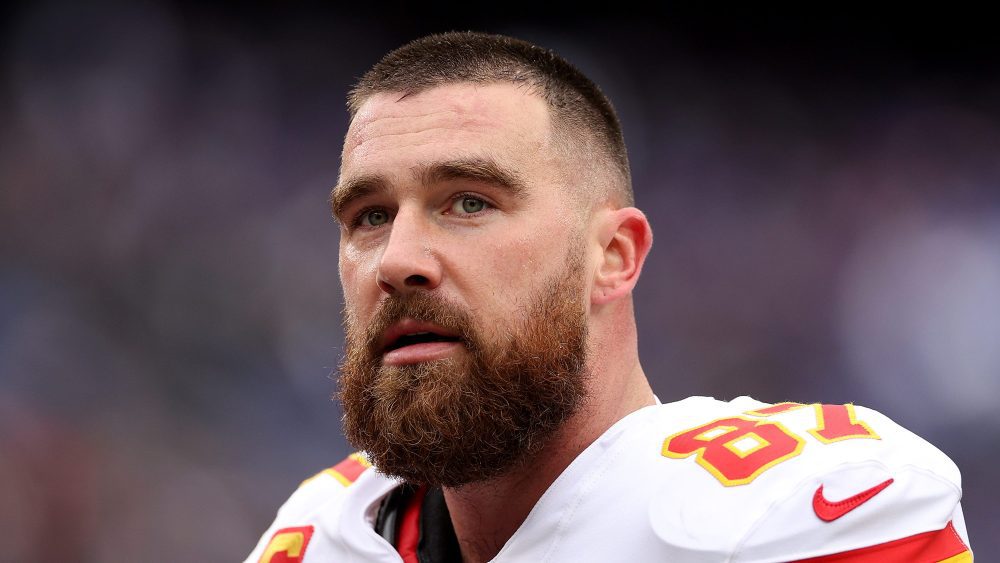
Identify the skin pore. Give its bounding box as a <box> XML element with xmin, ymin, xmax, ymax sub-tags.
<box><xmin>334</xmin><ymin>82</ymin><xmax>655</xmax><ymax>562</ymax></box>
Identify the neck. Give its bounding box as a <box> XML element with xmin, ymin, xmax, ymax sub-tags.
<box><xmin>442</xmin><ymin>360</ymin><xmax>654</xmax><ymax>562</ymax></box>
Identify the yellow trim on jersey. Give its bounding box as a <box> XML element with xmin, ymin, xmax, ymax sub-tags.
<box><xmin>349</xmin><ymin>451</ymin><xmax>373</xmax><ymax>467</ymax></box>
<box><xmin>323</xmin><ymin>467</ymin><xmax>355</xmax><ymax>487</ymax></box>
<box><xmin>938</xmin><ymin>550</ymin><xmax>973</xmax><ymax>563</ymax></box>
<box><xmin>807</xmin><ymin>403</ymin><xmax>881</xmax><ymax>444</ymax></box>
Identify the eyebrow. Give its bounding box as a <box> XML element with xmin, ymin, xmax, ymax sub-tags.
<box><xmin>416</xmin><ymin>157</ymin><xmax>527</xmax><ymax>198</ymax></box>
<box><xmin>330</xmin><ymin>156</ymin><xmax>527</xmax><ymax>221</ymax></box>
<box><xmin>329</xmin><ymin>174</ymin><xmax>390</xmax><ymax>223</ymax></box>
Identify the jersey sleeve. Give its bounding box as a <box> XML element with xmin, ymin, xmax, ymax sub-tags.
<box><xmin>649</xmin><ymin>400</ymin><xmax>972</xmax><ymax>562</ymax></box>
<box><xmin>243</xmin><ymin>453</ymin><xmax>373</xmax><ymax>563</ymax></box>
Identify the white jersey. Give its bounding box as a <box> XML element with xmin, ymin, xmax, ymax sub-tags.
<box><xmin>245</xmin><ymin>396</ymin><xmax>972</xmax><ymax>562</ymax></box>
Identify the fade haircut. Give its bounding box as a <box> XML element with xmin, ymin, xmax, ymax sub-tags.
<box><xmin>348</xmin><ymin>31</ymin><xmax>634</xmax><ymax>206</ymax></box>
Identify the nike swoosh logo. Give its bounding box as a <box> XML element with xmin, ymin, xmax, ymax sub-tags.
<box><xmin>813</xmin><ymin>478</ymin><xmax>894</xmax><ymax>522</ymax></box>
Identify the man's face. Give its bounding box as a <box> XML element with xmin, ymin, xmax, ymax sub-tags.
<box><xmin>333</xmin><ymin>83</ymin><xmax>592</xmax><ymax>487</ymax></box>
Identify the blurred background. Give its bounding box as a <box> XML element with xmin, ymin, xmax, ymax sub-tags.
<box><xmin>1</xmin><ymin>1</ymin><xmax>997</xmax><ymax>560</ymax></box>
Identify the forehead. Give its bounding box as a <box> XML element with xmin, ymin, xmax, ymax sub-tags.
<box><xmin>341</xmin><ymin>83</ymin><xmax>556</xmax><ymax>181</ymax></box>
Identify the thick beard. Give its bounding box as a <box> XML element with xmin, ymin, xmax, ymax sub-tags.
<box><xmin>338</xmin><ymin>259</ymin><xmax>589</xmax><ymax>488</ymax></box>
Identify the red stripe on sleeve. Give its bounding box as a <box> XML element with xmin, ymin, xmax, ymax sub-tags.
<box><xmin>794</xmin><ymin>521</ymin><xmax>970</xmax><ymax>562</ymax></box>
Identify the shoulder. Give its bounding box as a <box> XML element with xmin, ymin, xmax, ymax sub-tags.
<box><xmin>652</xmin><ymin>396</ymin><xmax>960</xmax><ymax>485</ymax></box>
<box><xmin>635</xmin><ymin>396</ymin><xmax>970</xmax><ymax>561</ymax></box>
<box><xmin>243</xmin><ymin>453</ymin><xmax>376</xmax><ymax>563</ymax></box>
<box><xmin>279</xmin><ymin>452</ymin><xmax>374</xmax><ymax>522</ymax></box>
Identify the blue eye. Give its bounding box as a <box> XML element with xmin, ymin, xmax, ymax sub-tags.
<box><xmin>451</xmin><ymin>196</ymin><xmax>488</xmax><ymax>214</ymax></box>
<box><xmin>359</xmin><ymin>209</ymin><xmax>390</xmax><ymax>227</ymax></box>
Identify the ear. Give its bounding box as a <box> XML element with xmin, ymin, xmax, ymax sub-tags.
<box><xmin>592</xmin><ymin>207</ymin><xmax>653</xmax><ymax>305</ymax></box>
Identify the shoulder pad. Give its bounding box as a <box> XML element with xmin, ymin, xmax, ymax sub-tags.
<box><xmin>648</xmin><ymin>400</ymin><xmax>965</xmax><ymax>560</ymax></box>
<box><xmin>274</xmin><ymin>452</ymin><xmax>372</xmax><ymax>523</ymax></box>
<box><xmin>244</xmin><ymin>452</ymin><xmax>375</xmax><ymax>563</ymax></box>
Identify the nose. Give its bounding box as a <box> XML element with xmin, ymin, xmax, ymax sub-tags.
<box><xmin>376</xmin><ymin>209</ymin><xmax>442</xmax><ymax>295</ymax></box>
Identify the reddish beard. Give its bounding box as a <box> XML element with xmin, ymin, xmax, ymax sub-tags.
<box><xmin>338</xmin><ymin>263</ymin><xmax>590</xmax><ymax>488</ymax></box>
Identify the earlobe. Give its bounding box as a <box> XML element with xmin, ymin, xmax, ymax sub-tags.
<box><xmin>592</xmin><ymin>208</ymin><xmax>653</xmax><ymax>305</ymax></box>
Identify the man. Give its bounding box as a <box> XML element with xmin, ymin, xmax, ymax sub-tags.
<box><xmin>246</xmin><ymin>32</ymin><xmax>971</xmax><ymax>562</ymax></box>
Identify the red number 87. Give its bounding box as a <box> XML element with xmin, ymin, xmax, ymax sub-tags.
<box><xmin>661</xmin><ymin>404</ymin><xmax>879</xmax><ymax>486</ymax></box>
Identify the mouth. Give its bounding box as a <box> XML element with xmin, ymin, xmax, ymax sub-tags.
<box><xmin>380</xmin><ymin>320</ymin><xmax>464</xmax><ymax>365</ymax></box>
<box><xmin>385</xmin><ymin>331</ymin><xmax>462</xmax><ymax>352</ymax></box>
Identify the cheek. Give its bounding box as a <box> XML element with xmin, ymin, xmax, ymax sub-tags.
<box><xmin>481</xmin><ymin>232</ymin><xmax>561</xmax><ymax>293</ymax></box>
<box><xmin>339</xmin><ymin>246</ymin><xmax>381</xmax><ymax>306</ymax></box>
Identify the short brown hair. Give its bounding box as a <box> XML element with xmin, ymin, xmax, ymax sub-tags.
<box><xmin>348</xmin><ymin>31</ymin><xmax>633</xmax><ymax>206</ymax></box>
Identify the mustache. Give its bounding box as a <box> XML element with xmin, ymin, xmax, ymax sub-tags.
<box><xmin>352</xmin><ymin>292</ymin><xmax>479</xmax><ymax>356</ymax></box>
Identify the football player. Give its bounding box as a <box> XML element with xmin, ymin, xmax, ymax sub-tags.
<box><xmin>246</xmin><ymin>32</ymin><xmax>971</xmax><ymax>562</ymax></box>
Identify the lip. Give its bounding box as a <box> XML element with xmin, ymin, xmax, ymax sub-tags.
<box><xmin>383</xmin><ymin>341</ymin><xmax>464</xmax><ymax>366</ymax></box>
<box><xmin>379</xmin><ymin>318</ymin><xmax>463</xmax><ymax>365</ymax></box>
